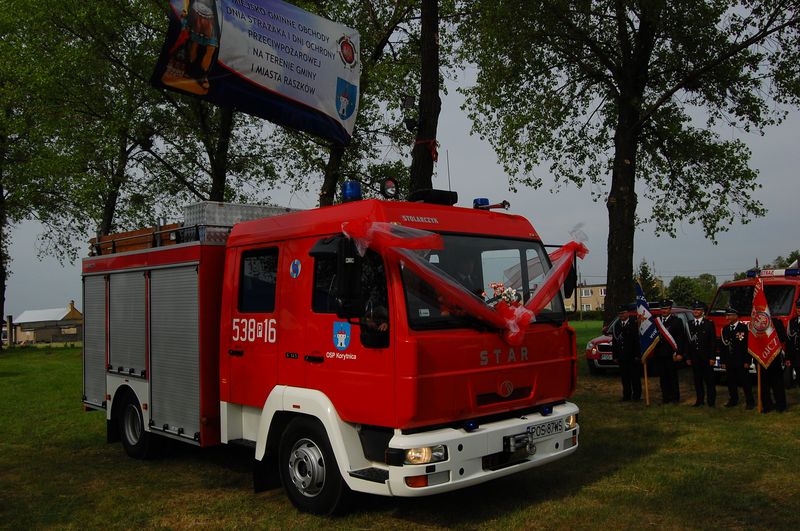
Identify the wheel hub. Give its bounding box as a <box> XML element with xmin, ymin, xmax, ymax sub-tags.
<box><xmin>288</xmin><ymin>438</ymin><xmax>326</xmax><ymax>497</ymax></box>
<box><xmin>123</xmin><ymin>404</ymin><xmax>142</xmax><ymax>445</ymax></box>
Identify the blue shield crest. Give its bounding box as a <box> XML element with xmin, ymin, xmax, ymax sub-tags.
<box><xmin>333</xmin><ymin>321</ymin><xmax>351</xmax><ymax>351</ymax></box>
<box><xmin>290</xmin><ymin>259</ymin><xmax>302</xmax><ymax>279</ymax></box>
<box><xmin>335</xmin><ymin>78</ymin><xmax>357</xmax><ymax>120</ymax></box>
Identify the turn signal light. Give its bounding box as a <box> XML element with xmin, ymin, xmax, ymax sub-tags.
<box><xmin>405</xmin><ymin>475</ymin><xmax>428</xmax><ymax>488</ymax></box>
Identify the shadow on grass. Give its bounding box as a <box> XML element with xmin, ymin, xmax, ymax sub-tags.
<box><xmin>131</xmin><ymin>406</ymin><xmax>678</xmax><ymax>525</ymax></box>
<box><xmin>372</xmin><ymin>420</ymin><xmax>677</xmax><ymax>526</ymax></box>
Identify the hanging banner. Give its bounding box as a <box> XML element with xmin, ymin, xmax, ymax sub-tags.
<box><xmin>152</xmin><ymin>0</ymin><xmax>361</xmax><ymax>145</ymax></box>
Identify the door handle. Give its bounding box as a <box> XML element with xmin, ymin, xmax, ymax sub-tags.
<box><xmin>229</xmin><ymin>349</ymin><xmax>244</xmax><ymax>357</ymax></box>
<box><xmin>304</xmin><ymin>355</ymin><xmax>324</xmax><ymax>364</ymax></box>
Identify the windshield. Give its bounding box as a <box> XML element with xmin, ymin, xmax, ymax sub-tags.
<box><xmin>710</xmin><ymin>284</ymin><xmax>797</xmax><ymax>316</ymax></box>
<box><xmin>401</xmin><ymin>235</ymin><xmax>565</xmax><ymax>330</ymax></box>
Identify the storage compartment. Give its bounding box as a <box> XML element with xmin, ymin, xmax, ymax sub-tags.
<box><xmin>150</xmin><ymin>267</ymin><xmax>201</xmax><ymax>441</ymax></box>
<box><xmin>109</xmin><ymin>272</ymin><xmax>146</xmax><ymax>376</ymax></box>
<box><xmin>83</xmin><ymin>275</ymin><xmax>107</xmax><ymax>408</ymax></box>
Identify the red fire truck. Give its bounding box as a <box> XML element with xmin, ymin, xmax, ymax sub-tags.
<box><xmin>707</xmin><ymin>268</ymin><xmax>800</xmax><ymax>378</ymax></box>
<box><xmin>82</xmin><ymin>191</ymin><xmax>580</xmax><ymax>514</ymax></box>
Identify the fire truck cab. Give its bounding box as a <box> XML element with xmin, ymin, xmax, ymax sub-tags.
<box><xmin>708</xmin><ymin>268</ymin><xmax>800</xmax><ymax>377</ymax></box>
<box><xmin>82</xmin><ymin>195</ymin><xmax>580</xmax><ymax>514</ymax></box>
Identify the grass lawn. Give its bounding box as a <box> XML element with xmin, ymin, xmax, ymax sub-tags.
<box><xmin>2</xmin><ymin>327</ymin><xmax>800</xmax><ymax>529</ymax></box>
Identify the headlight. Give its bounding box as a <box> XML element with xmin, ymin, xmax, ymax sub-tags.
<box><xmin>405</xmin><ymin>445</ymin><xmax>447</xmax><ymax>465</ymax></box>
<box><xmin>564</xmin><ymin>414</ymin><xmax>578</xmax><ymax>430</ymax></box>
<box><xmin>585</xmin><ymin>341</ymin><xmax>594</xmax><ymax>351</ymax></box>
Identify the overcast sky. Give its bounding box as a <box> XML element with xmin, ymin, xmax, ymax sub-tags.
<box><xmin>6</xmin><ymin>74</ymin><xmax>799</xmax><ymax>319</ymax></box>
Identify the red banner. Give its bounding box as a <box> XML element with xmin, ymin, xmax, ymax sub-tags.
<box><xmin>748</xmin><ymin>277</ymin><xmax>782</xmax><ymax>368</ymax></box>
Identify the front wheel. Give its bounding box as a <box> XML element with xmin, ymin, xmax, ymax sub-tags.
<box><xmin>117</xmin><ymin>390</ymin><xmax>154</xmax><ymax>459</ymax></box>
<box><xmin>278</xmin><ymin>417</ymin><xmax>349</xmax><ymax>515</ymax></box>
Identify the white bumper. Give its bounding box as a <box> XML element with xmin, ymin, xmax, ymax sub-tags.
<box><xmin>386</xmin><ymin>402</ymin><xmax>579</xmax><ymax>496</ymax></box>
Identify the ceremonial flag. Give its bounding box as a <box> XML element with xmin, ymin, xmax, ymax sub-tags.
<box><xmin>748</xmin><ymin>277</ymin><xmax>782</xmax><ymax>368</ymax></box>
<box><xmin>635</xmin><ymin>283</ymin><xmax>660</xmax><ymax>361</ymax></box>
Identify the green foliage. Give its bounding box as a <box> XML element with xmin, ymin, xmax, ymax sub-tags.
<box><xmin>274</xmin><ymin>0</ymin><xmax>458</xmax><ymax>203</ymax></box>
<box><xmin>28</xmin><ymin>0</ymin><xmax>282</xmax><ymax>262</ymax></box>
<box><xmin>457</xmin><ymin>1</ymin><xmax>797</xmax><ymax>239</ymax></box>
<box><xmin>766</xmin><ymin>250</ymin><xmax>800</xmax><ymax>268</ymax></box>
<box><xmin>666</xmin><ymin>274</ymin><xmax>717</xmax><ymax>307</ymax></box>
<box><xmin>635</xmin><ymin>260</ymin><xmax>662</xmax><ymax>302</ymax></box>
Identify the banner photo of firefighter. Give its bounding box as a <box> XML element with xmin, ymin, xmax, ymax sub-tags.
<box><xmin>152</xmin><ymin>0</ymin><xmax>361</xmax><ymax>145</ymax></box>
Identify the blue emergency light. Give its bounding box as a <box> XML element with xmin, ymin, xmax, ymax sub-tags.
<box><xmin>745</xmin><ymin>268</ymin><xmax>800</xmax><ymax>278</ymax></box>
<box><xmin>341</xmin><ymin>180</ymin><xmax>362</xmax><ymax>202</ymax></box>
<box><xmin>473</xmin><ymin>198</ymin><xmax>489</xmax><ymax>208</ymax></box>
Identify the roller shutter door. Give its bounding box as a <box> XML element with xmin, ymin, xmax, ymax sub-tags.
<box><xmin>109</xmin><ymin>272</ymin><xmax>147</xmax><ymax>374</ymax></box>
<box><xmin>150</xmin><ymin>267</ymin><xmax>200</xmax><ymax>439</ymax></box>
<box><xmin>83</xmin><ymin>276</ymin><xmax>106</xmax><ymax>407</ymax></box>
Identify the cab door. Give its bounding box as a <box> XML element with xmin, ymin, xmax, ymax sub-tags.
<box><xmin>303</xmin><ymin>247</ymin><xmax>396</xmax><ymax>426</ymax></box>
<box><xmin>226</xmin><ymin>246</ymin><xmax>280</xmax><ymax>407</ymax></box>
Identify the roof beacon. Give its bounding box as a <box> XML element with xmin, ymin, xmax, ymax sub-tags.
<box><xmin>473</xmin><ymin>198</ymin><xmax>511</xmax><ymax>211</ymax></box>
<box><xmin>746</xmin><ymin>268</ymin><xmax>800</xmax><ymax>278</ymax></box>
<box><xmin>341</xmin><ymin>180</ymin><xmax>362</xmax><ymax>202</ymax></box>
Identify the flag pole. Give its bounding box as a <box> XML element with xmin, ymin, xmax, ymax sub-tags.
<box><xmin>757</xmin><ymin>364</ymin><xmax>762</xmax><ymax>413</ymax></box>
<box><xmin>643</xmin><ymin>359</ymin><xmax>650</xmax><ymax>406</ymax></box>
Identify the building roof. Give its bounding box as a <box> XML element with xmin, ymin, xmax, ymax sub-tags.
<box><xmin>16</xmin><ymin>307</ymin><xmax>71</xmax><ymax>324</ymax></box>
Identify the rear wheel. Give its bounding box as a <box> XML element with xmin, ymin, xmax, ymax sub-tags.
<box><xmin>117</xmin><ymin>390</ymin><xmax>154</xmax><ymax>459</ymax></box>
<box><xmin>278</xmin><ymin>417</ymin><xmax>349</xmax><ymax>515</ymax></box>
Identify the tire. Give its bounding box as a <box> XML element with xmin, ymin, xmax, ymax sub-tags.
<box><xmin>278</xmin><ymin>417</ymin><xmax>350</xmax><ymax>515</ymax></box>
<box><xmin>117</xmin><ymin>390</ymin><xmax>154</xmax><ymax>459</ymax></box>
<box><xmin>587</xmin><ymin>360</ymin><xmax>600</xmax><ymax>375</ymax></box>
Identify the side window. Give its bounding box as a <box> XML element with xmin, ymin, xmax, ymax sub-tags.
<box><xmin>239</xmin><ymin>248</ymin><xmax>278</xmax><ymax>313</ymax></box>
<box><xmin>312</xmin><ymin>255</ymin><xmax>338</xmax><ymax>313</ymax></box>
<box><xmin>311</xmin><ymin>250</ymin><xmax>390</xmax><ymax>347</ymax></box>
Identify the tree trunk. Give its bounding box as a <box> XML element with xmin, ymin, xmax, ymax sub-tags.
<box><xmin>604</xmin><ymin>102</ymin><xmax>640</xmax><ymax>322</ymax></box>
<box><xmin>99</xmin><ymin>128</ymin><xmax>132</xmax><ymax>235</ymax></box>
<box><xmin>209</xmin><ymin>107</ymin><xmax>234</xmax><ymax>202</ymax></box>
<box><xmin>318</xmin><ymin>144</ymin><xmax>345</xmax><ymax>206</ymax></box>
<box><xmin>408</xmin><ymin>0</ymin><xmax>441</xmax><ymax>194</ymax></box>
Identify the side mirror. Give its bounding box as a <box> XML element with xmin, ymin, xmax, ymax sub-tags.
<box><xmin>336</xmin><ymin>237</ymin><xmax>363</xmax><ymax>318</ymax></box>
<box><xmin>563</xmin><ymin>263</ymin><xmax>577</xmax><ymax>299</ymax></box>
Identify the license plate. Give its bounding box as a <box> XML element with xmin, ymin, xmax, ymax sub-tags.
<box><xmin>504</xmin><ymin>419</ymin><xmax>564</xmax><ymax>453</ymax></box>
<box><xmin>527</xmin><ymin>419</ymin><xmax>564</xmax><ymax>439</ymax></box>
<box><xmin>600</xmin><ymin>353</ymin><xmax>613</xmax><ymax>361</ymax></box>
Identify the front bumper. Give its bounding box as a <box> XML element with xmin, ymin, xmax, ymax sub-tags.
<box><xmin>385</xmin><ymin>402</ymin><xmax>579</xmax><ymax>496</ymax></box>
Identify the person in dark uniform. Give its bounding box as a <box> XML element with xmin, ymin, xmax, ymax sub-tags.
<box><xmin>687</xmin><ymin>301</ymin><xmax>716</xmax><ymax>407</ymax></box>
<box><xmin>654</xmin><ymin>300</ymin><xmax>687</xmax><ymax>404</ymax></box>
<box><xmin>786</xmin><ymin>298</ymin><xmax>800</xmax><ymax>389</ymax></box>
<box><xmin>721</xmin><ymin>307</ymin><xmax>755</xmax><ymax>409</ymax></box>
<box><xmin>612</xmin><ymin>303</ymin><xmax>641</xmax><ymax>401</ymax></box>
<box><xmin>762</xmin><ymin>317</ymin><xmax>789</xmax><ymax>412</ymax></box>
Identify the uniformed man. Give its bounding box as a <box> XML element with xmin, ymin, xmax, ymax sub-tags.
<box><xmin>687</xmin><ymin>301</ymin><xmax>716</xmax><ymax>407</ymax></box>
<box><xmin>654</xmin><ymin>300</ymin><xmax>687</xmax><ymax>404</ymax></box>
<box><xmin>721</xmin><ymin>307</ymin><xmax>755</xmax><ymax>409</ymax></box>
<box><xmin>786</xmin><ymin>298</ymin><xmax>800</xmax><ymax>389</ymax></box>
<box><xmin>612</xmin><ymin>303</ymin><xmax>641</xmax><ymax>401</ymax></box>
<box><xmin>763</xmin><ymin>317</ymin><xmax>789</xmax><ymax>412</ymax></box>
